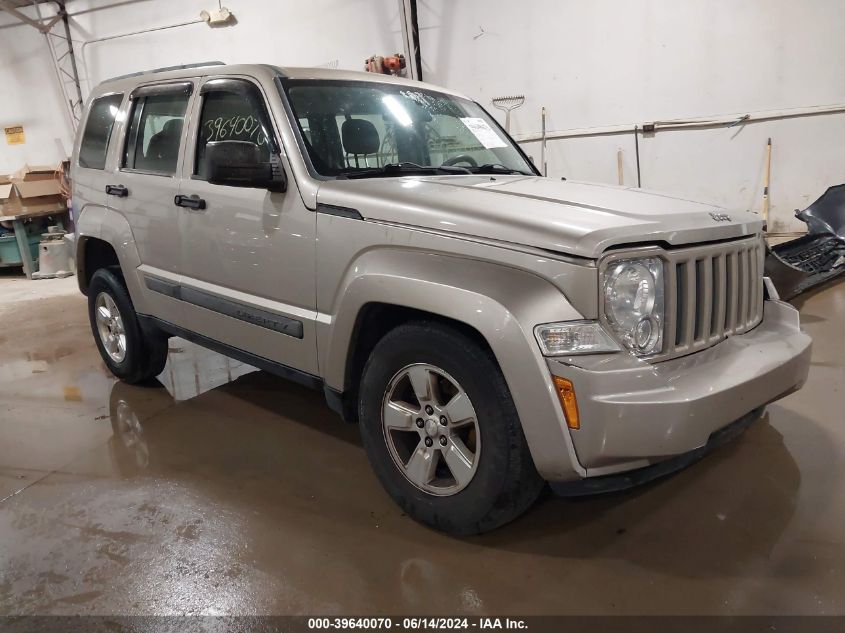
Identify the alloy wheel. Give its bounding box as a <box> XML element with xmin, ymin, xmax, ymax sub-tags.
<box><xmin>381</xmin><ymin>363</ymin><xmax>481</xmax><ymax>496</ymax></box>
<box><xmin>95</xmin><ymin>292</ymin><xmax>127</xmax><ymax>363</ymax></box>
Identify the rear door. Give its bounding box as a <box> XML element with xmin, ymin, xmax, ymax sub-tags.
<box><xmin>109</xmin><ymin>80</ymin><xmax>196</xmax><ymax>326</ymax></box>
<box><xmin>176</xmin><ymin>75</ymin><xmax>318</xmax><ymax>376</ymax></box>
<box><xmin>73</xmin><ymin>92</ymin><xmax>125</xmax><ymax>222</ymax></box>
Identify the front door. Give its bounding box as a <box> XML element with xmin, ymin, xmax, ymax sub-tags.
<box><xmin>177</xmin><ymin>76</ymin><xmax>318</xmax><ymax>376</ymax></box>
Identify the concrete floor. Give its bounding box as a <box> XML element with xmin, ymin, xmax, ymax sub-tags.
<box><xmin>0</xmin><ymin>273</ymin><xmax>843</xmax><ymax>616</ymax></box>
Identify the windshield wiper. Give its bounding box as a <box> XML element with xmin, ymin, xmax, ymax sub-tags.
<box><xmin>338</xmin><ymin>162</ymin><xmax>471</xmax><ymax>179</ymax></box>
<box><xmin>474</xmin><ymin>163</ymin><xmax>532</xmax><ymax>175</ymax></box>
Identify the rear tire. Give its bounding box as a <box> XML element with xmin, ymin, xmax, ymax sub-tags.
<box><xmin>358</xmin><ymin>321</ymin><xmax>544</xmax><ymax>535</ymax></box>
<box><xmin>88</xmin><ymin>268</ymin><xmax>168</xmax><ymax>384</ymax></box>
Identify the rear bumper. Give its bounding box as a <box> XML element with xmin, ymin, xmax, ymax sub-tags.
<box><xmin>548</xmin><ymin>299</ymin><xmax>812</xmax><ymax>478</ymax></box>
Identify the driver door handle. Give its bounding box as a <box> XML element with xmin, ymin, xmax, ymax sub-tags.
<box><xmin>105</xmin><ymin>184</ymin><xmax>128</xmax><ymax>197</ymax></box>
<box><xmin>174</xmin><ymin>194</ymin><xmax>206</xmax><ymax>210</ymax></box>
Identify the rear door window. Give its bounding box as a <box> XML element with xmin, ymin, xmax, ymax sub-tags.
<box><xmin>78</xmin><ymin>94</ymin><xmax>123</xmax><ymax>169</ymax></box>
<box><xmin>123</xmin><ymin>89</ymin><xmax>191</xmax><ymax>175</ymax></box>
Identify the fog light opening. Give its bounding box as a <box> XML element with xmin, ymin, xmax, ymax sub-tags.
<box><xmin>552</xmin><ymin>376</ymin><xmax>580</xmax><ymax>430</ymax></box>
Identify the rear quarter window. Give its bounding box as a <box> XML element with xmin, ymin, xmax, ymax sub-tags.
<box><xmin>78</xmin><ymin>94</ymin><xmax>123</xmax><ymax>170</ymax></box>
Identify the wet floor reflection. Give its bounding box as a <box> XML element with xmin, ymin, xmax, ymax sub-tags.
<box><xmin>91</xmin><ymin>371</ymin><xmax>813</xmax><ymax>611</ymax></box>
<box><xmin>1</xmin><ymin>286</ymin><xmax>844</xmax><ymax>615</ymax></box>
<box><xmin>157</xmin><ymin>342</ymin><xmax>257</xmax><ymax>402</ymax></box>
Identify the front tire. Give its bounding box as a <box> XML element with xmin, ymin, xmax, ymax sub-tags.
<box><xmin>88</xmin><ymin>268</ymin><xmax>168</xmax><ymax>384</ymax></box>
<box><xmin>358</xmin><ymin>321</ymin><xmax>544</xmax><ymax>535</ymax></box>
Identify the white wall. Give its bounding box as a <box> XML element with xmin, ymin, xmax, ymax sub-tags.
<box><xmin>418</xmin><ymin>0</ymin><xmax>845</xmax><ymax>230</ymax></box>
<box><xmin>3</xmin><ymin>0</ymin><xmax>844</xmax><ymax>230</ymax></box>
<box><xmin>0</xmin><ymin>4</ymin><xmax>72</xmax><ymax>174</ymax></box>
<box><xmin>69</xmin><ymin>0</ymin><xmax>403</xmax><ymax>92</ymax></box>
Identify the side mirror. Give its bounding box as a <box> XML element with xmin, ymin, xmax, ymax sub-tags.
<box><xmin>204</xmin><ymin>141</ymin><xmax>287</xmax><ymax>192</ymax></box>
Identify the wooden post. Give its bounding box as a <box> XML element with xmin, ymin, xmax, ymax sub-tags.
<box><xmin>762</xmin><ymin>138</ymin><xmax>772</xmax><ymax>225</ymax></box>
<box><xmin>617</xmin><ymin>149</ymin><xmax>624</xmax><ymax>185</ymax></box>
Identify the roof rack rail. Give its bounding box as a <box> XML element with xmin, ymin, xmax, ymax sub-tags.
<box><xmin>104</xmin><ymin>61</ymin><xmax>226</xmax><ymax>84</ymax></box>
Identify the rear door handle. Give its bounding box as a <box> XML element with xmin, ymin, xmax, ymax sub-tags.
<box><xmin>174</xmin><ymin>194</ymin><xmax>206</xmax><ymax>210</ymax></box>
<box><xmin>105</xmin><ymin>184</ymin><xmax>128</xmax><ymax>197</ymax></box>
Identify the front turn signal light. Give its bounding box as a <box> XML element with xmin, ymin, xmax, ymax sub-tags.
<box><xmin>553</xmin><ymin>376</ymin><xmax>580</xmax><ymax>430</ymax></box>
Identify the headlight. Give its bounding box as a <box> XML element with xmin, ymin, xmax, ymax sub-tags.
<box><xmin>534</xmin><ymin>321</ymin><xmax>620</xmax><ymax>356</ymax></box>
<box><xmin>602</xmin><ymin>256</ymin><xmax>665</xmax><ymax>355</ymax></box>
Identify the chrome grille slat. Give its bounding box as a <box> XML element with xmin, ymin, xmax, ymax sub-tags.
<box><xmin>682</xmin><ymin>261</ymin><xmax>696</xmax><ymax>351</ymax></box>
<box><xmin>664</xmin><ymin>262</ymin><xmax>678</xmax><ymax>350</ymax></box>
<box><xmin>727</xmin><ymin>250</ymin><xmax>739</xmax><ymax>332</ymax></box>
<box><xmin>698</xmin><ymin>257</ymin><xmax>713</xmax><ymax>347</ymax></box>
<box><xmin>738</xmin><ymin>248</ymin><xmax>750</xmax><ymax>332</ymax></box>
<box><xmin>652</xmin><ymin>235</ymin><xmax>764</xmax><ymax>362</ymax></box>
<box><xmin>712</xmin><ymin>253</ymin><xmax>726</xmax><ymax>340</ymax></box>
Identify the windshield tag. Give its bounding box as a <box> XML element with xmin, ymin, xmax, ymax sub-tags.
<box><xmin>460</xmin><ymin>117</ymin><xmax>508</xmax><ymax>149</ymax></box>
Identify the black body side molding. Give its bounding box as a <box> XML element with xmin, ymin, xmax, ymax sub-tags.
<box><xmin>143</xmin><ymin>276</ymin><xmax>180</xmax><ymax>299</ymax></box>
<box><xmin>143</xmin><ymin>275</ymin><xmax>303</xmax><ymax>339</ymax></box>
<box><xmin>316</xmin><ymin>203</ymin><xmax>363</xmax><ymax>220</ymax></box>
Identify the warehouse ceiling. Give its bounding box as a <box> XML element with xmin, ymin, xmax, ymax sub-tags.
<box><xmin>2</xmin><ymin>0</ymin><xmax>58</xmax><ymax>8</ymax></box>
<box><xmin>0</xmin><ymin>0</ymin><xmax>68</xmax><ymax>33</ymax></box>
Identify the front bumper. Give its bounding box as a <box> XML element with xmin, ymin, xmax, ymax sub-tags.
<box><xmin>551</xmin><ymin>406</ymin><xmax>764</xmax><ymax>496</ymax></box>
<box><xmin>548</xmin><ymin>299</ymin><xmax>812</xmax><ymax>478</ymax></box>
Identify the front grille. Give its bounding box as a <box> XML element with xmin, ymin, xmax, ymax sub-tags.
<box><xmin>662</xmin><ymin>235</ymin><xmax>765</xmax><ymax>360</ymax></box>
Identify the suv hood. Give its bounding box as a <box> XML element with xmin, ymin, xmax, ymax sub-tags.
<box><xmin>316</xmin><ymin>176</ymin><xmax>764</xmax><ymax>259</ymax></box>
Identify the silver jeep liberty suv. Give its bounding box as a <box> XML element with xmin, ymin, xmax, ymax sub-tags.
<box><xmin>72</xmin><ymin>63</ymin><xmax>812</xmax><ymax>534</ymax></box>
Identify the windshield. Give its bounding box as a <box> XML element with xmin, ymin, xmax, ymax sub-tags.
<box><xmin>281</xmin><ymin>79</ymin><xmax>536</xmax><ymax>178</ymax></box>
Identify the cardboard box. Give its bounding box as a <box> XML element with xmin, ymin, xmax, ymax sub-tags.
<box><xmin>0</xmin><ymin>163</ymin><xmax>67</xmax><ymax>221</ymax></box>
<box><xmin>15</xmin><ymin>164</ymin><xmax>58</xmax><ymax>182</ymax></box>
<box><xmin>0</xmin><ymin>176</ymin><xmax>14</xmax><ymax>215</ymax></box>
<box><xmin>0</xmin><ymin>177</ymin><xmax>65</xmax><ymax>218</ymax></box>
<box><xmin>11</xmin><ymin>180</ymin><xmax>65</xmax><ymax>215</ymax></box>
